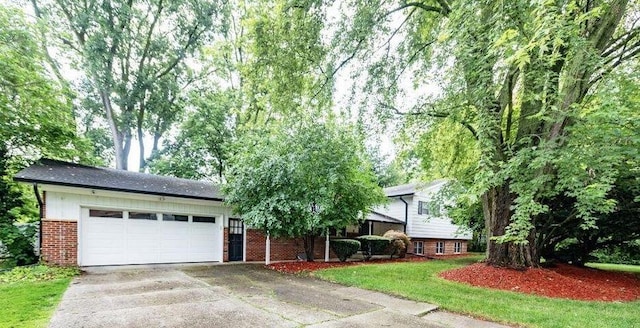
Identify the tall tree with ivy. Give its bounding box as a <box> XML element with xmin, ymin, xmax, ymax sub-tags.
<box><xmin>336</xmin><ymin>0</ymin><xmax>640</xmax><ymax>268</ymax></box>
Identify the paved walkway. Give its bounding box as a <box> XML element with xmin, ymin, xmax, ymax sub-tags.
<box><xmin>49</xmin><ymin>263</ymin><xmax>510</xmax><ymax>328</ymax></box>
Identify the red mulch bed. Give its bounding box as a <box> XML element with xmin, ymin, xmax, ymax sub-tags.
<box><xmin>439</xmin><ymin>263</ymin><xmax>640</xmax><ymax>302</ymax></box>
<box><xmin>267</xmin><ymin>255</ymin><xmax>429</xmax><ymax>274</ymax></box>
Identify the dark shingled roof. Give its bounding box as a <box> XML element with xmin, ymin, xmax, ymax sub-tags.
<box><xmin>14</xmin><ymin>159</ymin><xmax>223</xmax><ymax>201</ymax></box>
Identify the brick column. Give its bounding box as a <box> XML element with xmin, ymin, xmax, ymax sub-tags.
<box><xmin>41</xmin><ymin>220</ymin><xmax>77</xmax><ymax>266</ymax></box>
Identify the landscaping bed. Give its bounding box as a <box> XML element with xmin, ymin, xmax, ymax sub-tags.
<box><xmin>439</xmin><ymin>262</ymin><xmax>640</xmax><ymax>302</ymax></box>
<box><xmin>267</xmin><ymin>255</ymin><xmax>429</xmax><ymax>274</ymax></box>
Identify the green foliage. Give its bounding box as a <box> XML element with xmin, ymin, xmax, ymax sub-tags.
<box><xmin>356</xmin><ymin>235</ymin><xmax>391</xmax><ymax>259</ymax></box>
<box><xmin>33</xmin><ymin>0</ymin><xmax>225</xmax><ymax>170</ymax></box>
<box><xmin>148</xmin><ymin>90</ymin><xmax>235</xmax><ymax>181</ymax></box>
<box><xmin>0</xmin><ymin>5</ymin><xmax>87</xmax><ymax>159</ymax></box>
<box><xmin>0</xmin><ymin>265</ymin><xmax>79</xmax><ymax>284</ymax></box>
<box><xmin>382</xmin><ymin>230</ymin><xmax>410</xmax><ymax>258</ymax></box>
<box><xmin>0</xmin><ymin>5</ymin><xmax>95</xmax><ymax>267</ymax></box>
<box><xmin>0</xmin><ymin>150</ymin><xmax>37</xmax><ymax>267</ymax></box>
<box><xmin>330</xmin><ymin>239</ymin><xmax>361</xmax><ymax>262</ymax></box>
<box><xmin>339</xmin><ymin>0</ymin><xmax>640</xmax><ymax>267</ymax></box>
<box><xmin>224</xmin><ymin>121</ymin><xmax>385</xmax><ymax>260</ymax></box>
<box><xmin>590</xmin><ymin>241</ymin><xmax>640</xmax><ymax>266</ymax></box>
<box><xmin>365</xmin><ymin>145</ymin><xmax>406</xmax><ymax>187</ymax></box>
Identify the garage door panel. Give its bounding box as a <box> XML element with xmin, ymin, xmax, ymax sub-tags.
<box><xmin>81</xmin><ymin>210</ymin><xmax>220</xmax><ymax>266</ymax></box>
<box><xmin>85</xmin><ymin>219</ymin><xmax>125</xmax><ymax>233</ymax></box>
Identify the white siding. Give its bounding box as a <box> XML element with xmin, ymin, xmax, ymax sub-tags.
<box><xmin>373</xmin><ymin>197</ymin><xmax>411</xmax><ymax>223</ymax></box>
<box><xmin>44</xmin><ymin>186</ymin><xmax>229</xmax><ymax>221</ymax></box>
<box><xmin>408</xmin><ymin>182</ymin><xmax>473</xmax><ymax>240</ymax></box>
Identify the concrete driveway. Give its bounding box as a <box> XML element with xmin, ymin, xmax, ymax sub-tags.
<box><xmin>49</xmin><ymin>263</ymin><xmax>509</xmax><ymax>328</ymax></box>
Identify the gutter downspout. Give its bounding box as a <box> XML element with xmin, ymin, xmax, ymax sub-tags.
<box><xmin>399</xmin><ymin>196</ymin><xmax>408</xmax><ymax>234</ymax></box>
<box><xmin>33</xmin><ymin>184</ymin><xmax>43</xmax><ymax>256</ymax></box>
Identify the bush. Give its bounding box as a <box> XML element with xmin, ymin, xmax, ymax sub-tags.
<box><xmin>330</xmin><ymin>239</ymin><xmax>361</xmax><ymax>262</ymax></box>
<box><xmin>383</xmin><ymin>230</ymin><xmax>411</xmax><ymax>258</ymax></box>
<box><xmin>0</xmin><ymin>223</ymin><xmax>38</xmax><ymax>267</ymax></box>
<box><xmin>590</xmin><ymin>241</ymin><xmax>640</xmax><ymax>265</ymax></box>
<box><xmin>0</xmin><ymin>265</ymin><xmax>79</xmax><ymax>284</ymax></box>
<box><xmin>356</xmin><ymin>235</ymin><xmax>391</xmax><ymax>260</ymax></box>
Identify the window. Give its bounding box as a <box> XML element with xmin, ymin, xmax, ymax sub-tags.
<box><xmin>454</xmin><ymin>242</ymin><xmax>462</xmax><ymax>254</ymax></box>
<box><xmin>436</xmin><ymin>241</ymin><xmax>445</xmax><ymax>255</ymax></box>
<box><xmin>162</xmin><ymin>214</ymin><xmax>188</xmax><ymax>222</ymax></box>
<box><xmin>89</xmin><ymin>209</ymin><xmax>123</xmax><ymax>218</ymax></box>
<box><xmin>418</xmin><ymin>201</ymin><xmax>429</xmax><ymax>215</ymax></box>
<box><xmin>413</xmin><ymin>241</ymin><xmax>424</xmax><ymax>255</ymax></box>
<box><xmin>193</xmin><ymin>216</ymin><xmax>216</xmax><ymax>223</ymax></box>
<box><xmin>129</xmin><ymin>212</ymin><xmax>157</xmax><ymax>220</ymax></box>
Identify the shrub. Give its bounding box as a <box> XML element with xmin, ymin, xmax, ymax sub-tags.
<box><xmin>0</xmin><ymin>265</ymin><xmax>79</xmax><ymax>284</ymax></box>
<box><xmin>0</xmin><ymin>223</ymin><xmax>38</xmax><ymax>267</ymax></box>
<box><xmin>356</xmin><ymin>235</ymin><xmax>391</xmax><ymax>260</ymax></box>
<box><xmin>330</xmin><ymin>239</ymin><xmax>361</xmax><ymax>262</ymax></box>
<box><xmin>383</xmin><ymin>230</ymin><xmax>411</xmax><ymax>258</ymax></box>
<box><xmin>590</xmin><ymin>241</ymin><xmax>640</xmax><ymax>265</ymax></box>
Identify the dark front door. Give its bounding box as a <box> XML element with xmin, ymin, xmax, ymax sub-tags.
<box><xmin>228</xmin><ymin>218</ymin><xmax>243</xmax><ymax>261</ymax></box>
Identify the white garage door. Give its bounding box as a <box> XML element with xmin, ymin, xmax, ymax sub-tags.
<box><xmin>80</xmin><ymin>209</ymin><xmax>221</xmax><ymax>266</ymax></box>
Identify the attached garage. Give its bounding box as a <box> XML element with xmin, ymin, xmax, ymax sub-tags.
<box><xmin>14</xmin><ymin>159</ymin><xmax>230</xmax><ymax>266</ymax></box>
<box><xmin>80</xmin><ymin>209</ymin><xmax>220</xmax><ymax>266</ymax></box>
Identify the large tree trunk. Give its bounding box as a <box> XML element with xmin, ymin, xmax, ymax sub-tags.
<box><xmin>98</xmin><ymin>89</ymin><xmax>126</xmax><ymax>170</ymax></box>
<box><xmin>302</xmin><ymin>234</ymin><xmax>316</xmax><ymax>262</ymax></box>
<box><xmin>483</xmin><ymin>182</ymin><xmax>539</xmax><ymax>268</ymax></box>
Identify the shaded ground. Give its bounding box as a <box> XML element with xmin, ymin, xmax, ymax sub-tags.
<box><xmin>49</xmin><ymin>263</ymin><xmax>510</xmax><ymax>327</ymax></box>
<box><xmin>440</xmin><ymin>262</ymin><xmax>640</xmax><ymax>301</ymax></box>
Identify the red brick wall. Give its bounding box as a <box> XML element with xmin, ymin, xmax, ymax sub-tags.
<box><xmin>244</xmin><ymin>229</ymin><xmax>333</xmax><ymax>261</ymax></box>
<box><xmin>41</xmin><ymin>220</ymin><xmax>77</xmax><ymax>266</ymax></box>
<box><xmin>408</xmin><ymin>238</ymin><xmax>468</xmax><ymax>256</ymax></box>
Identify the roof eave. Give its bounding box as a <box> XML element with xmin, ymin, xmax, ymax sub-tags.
<box><xmin>14</xmin><ymin>177</ymin><xmax>225</xmax><ymax>202</ymax></box>
<box><xmin>386</xmin><ymin>193</ymin><xmax>415</xmax><ymax>198</ymax></box>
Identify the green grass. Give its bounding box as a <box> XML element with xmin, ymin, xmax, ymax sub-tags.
<box><xmin>586</xmin><ymin>262</ymin><xmax>640</xmax><ymax>274</ymax></box>
<box><xmin>0</xmin><ymin>278</ymin><xmax>71</xmax><ymax>328</ymax></box>
<box><xmin>0</xmin><ymin>265</ymin><xmax>77</xmax><ymax>328</ymax></box>
<box><xmin>314</xmin><ymin>256</ymin><xmax>640</xmax><ymax>328</ymax></box>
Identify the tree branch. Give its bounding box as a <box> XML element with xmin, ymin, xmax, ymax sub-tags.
<box><xmin>379</xmin><ymin>102</ymin><xmax>478</xmax><ymax>139</ymax></box>
<box><xmin>311</xmin><ymin>38</ymin><xmax>365</xmax><ymax>101</ymax></box>
<box><xmin>155</xmin><ymin>20</ymin><xmax>206</xmax><ymax>80</ymax></box>
<box><xmin>385</xmin><ymin>1</ymin><xmax>449</xmax><ymax>17</ymax></box>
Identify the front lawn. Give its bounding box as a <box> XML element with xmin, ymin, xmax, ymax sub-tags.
<box><xmin>315</xmin><ymin>256</ymin><xmax>640</xmax><ymax>328</ymax></box>
<box><xmin>0</xmin><ymin>265</ymin><xmax>77</xmax><ymax>328</ymax></box>
<box><xmin>0</xmin><ymin>279</ymin><xmax>70</xmax><ymax>328</ymax></box>
<box><xmin>586</xmin><ymin>262</ymin><xmax>640</xmax><ymax>274</ymax></box>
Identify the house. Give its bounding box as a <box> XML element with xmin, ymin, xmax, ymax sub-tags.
<box><xmin>14</xmin><ymin>159</ymin><xmax>329</xmax><ymax>266</ymax></box>
<box><xmin>362</xmin><ymin>181</ymin><xmax>473</xmax><ymax>256</ymax></box>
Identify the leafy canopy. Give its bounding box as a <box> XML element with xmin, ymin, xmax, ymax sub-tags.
<box><xmin>223</xmin><ymin>121</ymin><xmax>385</xmax><ymax>239</ymax></box>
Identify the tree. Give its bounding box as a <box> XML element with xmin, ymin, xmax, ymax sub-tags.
<box><xmin>338</xmin><ymin>0</ymin><xmax>640</xmax><ymax>268</ymax></box>
<box><xmin>0</xmin><ymin>5</ymin><xmax>92</xmax><ymax>265</ymax></box>
<box><xmin>365</xmin><ymin>145</ymin><xmax>405</xmax><ymax>187</ymax></box>
<box><xmin>31</xmin><ymin>0</ymin><xmax>224</xmax><ymax>170</ymax></box>
<box><xmin>224</xmin><ymin>121</ymin><xmax>385</xmax><ymax>261</ymax></box>
<box><xmin>147</xmin><ymin>90</ymin><xmax>234</xmax><ymax>181</ymax></box>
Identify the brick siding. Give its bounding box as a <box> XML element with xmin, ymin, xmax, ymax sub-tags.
<box><xmin>408</xmin><ymin>238</ymin><xmax>468</xmax><ymax>256</ymax></box>
<box><xmin>244</xmin><ymin>229</ymin><xmax>334</xmax><ymax>261</ymax></box>
<box><xmin>41</xmin><ymin>220</ymin><xmax>77</xmax><ymax>266</ymax></box>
